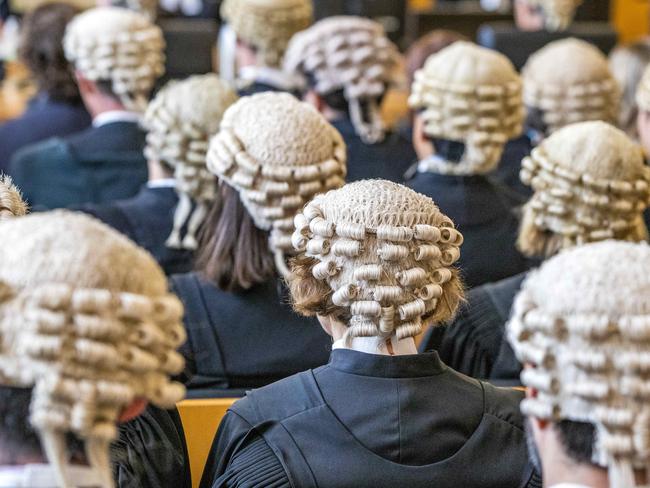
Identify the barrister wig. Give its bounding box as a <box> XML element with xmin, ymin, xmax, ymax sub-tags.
<box><xmin>522</xmin><ymin>38</ymin><xmax>619</xmax><ymax>135</ymax></box>
<box><xmin>290</xmin><ymin>180</ymin><xmax>464</xmax><ymax>344</ymax></box>
<box><xmin>508</xmin><ymin>241</ymin><xmax>650</xmax><ymax>488</ymax></box>
<box><xmin>205</xmin><ymin>92</ymin><xmax>347</xmax><ymax>276</ymax></box>
<box><xmin>0</xmin><ymin>211</ymin><xmax>186</xmax><ymax>488</ymax></box>
<box><xmin>220</xmin><ymin>0</ymin><xmax>313</xmax><ymax>68</ymax></box>
<box><xmin>143</xmin><ymin>74</ymin><xmax>238</xmax><ymax>250</ymax></box>
<box><xmin>518</xmin><ymin>121</ymin><xmax>650</xmax><ymax>258</ymax></box>
<box><xmin>63</xmin><ymin>7</ymin><xmax>165</xmax><ymax>112</ymax></box>
<box><xmin>518</xmin><ymin>0</ymin><xmax>582</xmax><ymax>31</ymax></box>
<box><xmin>283</xmin><ymin>16</ymin><xmax>404</xmax><ymax>144</ymax></box>
<box><xmin>0</xmin><ymin>176</ymin><xmax>27</xmax><ymax>220</ymax></box>
<box><xmin>408</xmin><ymin>41</ymin><xmax>524</xmax><ymax>175</ymax></box>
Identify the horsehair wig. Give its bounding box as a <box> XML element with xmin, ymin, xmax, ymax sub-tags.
<box><xmin>408</xmin><ymin>41</ymin><xmax>524</xmax><ymax>175</ymax></box>
<box><xmin>0</xmin><ymin>176</ymin><xmax>27</xmax><ymax>220</ymax></box>
<box><xmin>292</xmin><ymin>179</ymin><xmax>464</xmax><ymax>344</ymax></box>
<box><xmin>507</xmin><ymin>241</ymin><xmax>650</xmax><ymax>487</ymax></box>
<box><xmin>0</xmin><ymin>211</ymin><xmax>186</xmax><ymax>488</ymax></box>
<box><xmin>220</xmin><ymin>0</ymin><xmax>312</xmax><ymax>68</ymax></box>
<box><xmin>518</xmin><ymin>120</ymin><xmax>650</xmax><ymax>257</ymax></box>
<box><xmin>519</xmin><ymin>0</ymin><xmax>582</xmax><ymax>31</ymax></box>
<box><xmin>205</xmin><ymin>92</ymin><xmax>347</xmax><ymax>276</ymax></box>
<box><xmin>63</xmin><ymin>6</ymin><xmax>165</xmax><ymax>113</ymax></box>
<box><xmin>143</xmin><ymin>74</ymin><xmax>238</xmax><ymax>250</ymax></box>
<box><xmin>283</xmin><ymin>16</ymin><xmax>404</xmax><ymax>144</ymax></box>
<box><xmin>522</xmin><ymin>38</ymin><xmax>619</xmax><ymax>134</ymax></box>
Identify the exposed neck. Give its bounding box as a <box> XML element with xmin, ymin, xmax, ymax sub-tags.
<box><xmin>542</xmin><ymin>451</ymin><xmax>609</xmax><ymax>488</ymax></box>
<box><xmin>147</xmin><ymin>160</ymin><xmax>173</xmax><ymax>182</ymax></box>
<box><xmin>332</xmin><ymin>335</ymin><xmax>418</xmax><ymax>356</ymax></box>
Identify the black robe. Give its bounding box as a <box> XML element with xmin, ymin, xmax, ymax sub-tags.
<box><xmin>10</xmin><ymin>121</ymin><xmax>147</xmax><ymax>210</ymax></box>
<box><xmin>489</xmin><ymin>134</ymin><xmax>534</xmax><ymax>201</ymax></box>
<box><xmin>407</xmin><ymin>172</ymin><xmax>531</xmax><ymax>288</ymax></box>
<box><xmin>201</xmin><ymin>349</ymin><xmax>541</xmax><ymax>488</ymax></box>
<box><xmin>77</xmin><ymin>185</ymin><xmax>193</xmax><ymax>276</ymax></box>
<box><xmin>331</xmin><ymin>118</ymin><xmax>416</xmax><ymax>183</ymax></box>
<box><xmin>171</xmin><ymin>272</ymin><xmax>332</xmax><ymax>398</ymax></box>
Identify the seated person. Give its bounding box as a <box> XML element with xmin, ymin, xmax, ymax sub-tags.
<box><xmin>493</xmin><ymin>37</ymin><xmax>619</xmax><ymax>199</ymax></box>
<box><xmin>0</xmin><ymin>3</ymin><xmax>91</xmax><ymax>173</ymax></box>
<box><xmin>407</xmin><ymin>41</ymin><xmax>530</xmax><ymax>288</ymax></box>
<box><xmin>78</xmin><ymin>74</ymin><xmax>238</xmax><ymax>275</ymax></box>
<box><xmin>422</xmin><ymin>121</ymin><xmax>650</xmax><ymax>382</ymax></box>
<box><xmin>220</xmin><ymin>0</ymin><xmax>312</xmax><ymax>96</ymax></box>
<box><xmin>512</xmin><ymin>0</ymin><xmax>582</xmax><ymax>32</ymax></box>
<box><xmin>10</xmin><ymin>7</ymin><xmax>165</xmax><ymax>210</ymax></box>
<box><xmin>509</xmin><ymin>241</ymin><xmax>650</xmax><ymax>488</ymax></box>
<box><xmin>100</xmin><ymin>0</ymin><xmax>158</xmax><ymax>19</ymax></box>
<box><xmin>284</xmin><ymin>16</ymin><xmax>416</xmax><ymax>183</ymax></box>
<box><xmin>0</xmin><ymin>210</ymin><xmax>189</xmax><ymax>488</ymax></box>
<box><xmin>201</xmin><ymin>179</ymin><xmax>540</xmax><ymax>488</ymax></box>
<box><xmin>172</xmin><ymin>92</ymin><xmax>345</xmax><ymax>395</ymax></box>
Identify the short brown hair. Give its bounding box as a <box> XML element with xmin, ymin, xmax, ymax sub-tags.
<box><xmin>194</xmin><ymin>182</ymin><xmax>275</xmax><ymax>292</ymax></box>
<box><xmin>19</xmin><ymin>3</ymin><xmax>81</xmax><ymax>103</ymax></box>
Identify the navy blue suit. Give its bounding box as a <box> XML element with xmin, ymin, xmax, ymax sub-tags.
<box><xmin>77</xmin><ymin>185</ymin><xmax>193</xmax><ymax>276</ymax></box>
<box><xmin>332</xmin><ymin>118</ymin><xmax>416</xmax><ymax>183</ymax></box>
<box><xmin>0</xmin><ymin>94</ymin><xmax>91</xmax><ymax>172</ymax></box>
<box><xmin>407</xmin><ymin>171</ymin><xmax>530</xmax><ymax>288</ymax></box>
<box><xmin>10</xmin><ymin>121</ymin><xmax>147</xmax><ymax>210</ymax></box>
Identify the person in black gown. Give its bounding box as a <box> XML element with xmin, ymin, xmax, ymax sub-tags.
<box><xmin>407</xmin><ymin>41</ymin><xmax>531</xmax><ymax>288</ymax></box>
<box><xmin>283</xmin><ymin>16</ymin><xmax>416</xmax><ymax>183</ymax></box>
<box><xmin>77</xmin><ymin>74</ymin><xmax>238</xmax><ymax>276</ymax></box>
<box><xmin>172</xmin><ymin>92</ymin><xmax>347</xmax><ymax>397</ymax></box>
<box><xmin>200</xmin><ymin>179</ymin><xmax>541</xmax><ymax>488</ymax></box>
<box><xmin>422</xmin><ymin>121</ymin><xmax>650</xmax><ymax>383</ymax></box>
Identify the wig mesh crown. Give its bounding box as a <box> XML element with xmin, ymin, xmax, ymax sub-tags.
<box><xmin>63</xmin><ymin>6</ymin><xmax>165</xmax><ymax>112</ymax></box>
<box><xmin>220</xmin><ymin>0</ymin><xmax>313</xmax><ymax>68</ymax></box>
<box><xmin>522</xmin><ymin>38</ymin><xmax>619</xmax><ymax>134</ymax></box>
<box><xmin>635</xmin><ymin>63</ymin><xmax>650</xmax><ymax>114</ymax></box>
<box><xmin>0</xmin><ymin>211</ymin><xmax>186</xmax><ymax>488</ymax></box>
<box><xmin>507</xmin><ymin>240</ymin><xmax>650</xmax><ymax>487</ymax></box>
<box><xmin>409</xmin><ymin>41</ymin><xmax>524</xmax><ymax>175</ymax></box>
<box><xmin>283</xmin><ymin>16</ymin><xmax>404</xmax><ymax>144</ymax></box>
<box><xmin>206</xmin><ymin>92</ymin><xmax>347</xmax><ymax>275</ymax></box>
<box><xmin>518</xmin><ymin>121</ymin><xmax>650</xmax><ymax>257</ymax></box>
<box><xmin>292</xmin><ymin>180</ymin><xmax>464</xmax><ymax>343</ymax></box>
<box><xmin>520</xmin><ymin>0</ymin><xmax>582</xmax><ymax>31</ymax></box>
<box><xmin>143</xmin><ymin>74</ymin><xmax>238</xmax><ymax>251</ymax></box>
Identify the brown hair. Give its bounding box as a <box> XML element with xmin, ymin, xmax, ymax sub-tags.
<box><xmin>194</xmin><ymin>182</ymin><xmax>275</xmax><ymax>292</ymax></box>
<box><xmin>405</xmin><ymin>30</ymin><xmax>468</xmax><ymax>86</ymax></box>
<box><xmin>19</xmin><ymin>3</ymin><xmax>81</xmax><ymax>103</ymax></box>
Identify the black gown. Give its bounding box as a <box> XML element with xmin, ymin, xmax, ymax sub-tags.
<box><xmin>420</xmin><ymin>272</ymin><xmax>528</xmax><ymax>382</ymax></box>
<box><xmin>201</xmin><ymin>349</ymin><xmax>541</xmax><ymax>488</ymax></box>
<box><xmin>489</xmin><ymin>134</ymin><xmax>534</xmax><ymax>201</ymax></box>
<box><xmin>407</xmin><ymin>171</ymin><xmax>530</xmax><ymax>288</ymax></box>
<box><xmin>171</xmin><ymin>272</ymin><xmax>332</xmax><ymax>398</ymax></box>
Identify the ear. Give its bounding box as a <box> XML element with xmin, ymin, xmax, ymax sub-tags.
<box><xmin>525</xmin><ymin>367</ymin><xmax>549</xmax><ymax>430</ymax></box>
<box><xmin>75</xmin><ymin>72</ymin><xmax>97</xmax><ymax>96</ymax></box>
<box><xmin>412</xmin><ymin>114</ymin><xmax>435</xmax><ymax>160</ymax></box>
<box><xmin>118</xmin><ymin>397</ymin><xmax>148</xmax><ymax>424</ymax></box>
<box><xmin>304</xmin><ymin>90</ymin><xmax>325</xmax><ymax>112</ymax></box>
<box><xmin>316</xmin><ymin>314</ymin><xmax>334</xmax><ymax>336</ymax></box>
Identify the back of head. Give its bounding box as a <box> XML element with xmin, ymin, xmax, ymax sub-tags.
<box><xmin>0</xmin><ymin>210</ymin><xmax>186</xmax><ymax>488</ymax></box>
<box><xmin>290</xmin><ymin>179</ymin><xmax>464</xmax><ymax>345</ymax></box>
<box><xmin>518</xmin><ymin>120</ymin><xmax>650</xmax><ymax>257</ymax></box>
<box><xmin>405</xmin><ymin>30</ymin><xmax>467</xmax><ymax>86</ymax></box>
<box><xmin>522</xmin><ymin>38</ymin><xmax>619</xmax><ymax>135</ymax></box>
<box><xmin>517</xmin><ymin>0</ymin><xmax>582</xmax><ymax>31</ymax></box>
<box><xmin>508</xmin><ymin>240</ymin><xmax>650</xmax><ymax>486</ymax></box>
<box><xmin>284</xmin><ymin>16</ymin><xmax>403</xmax><ymax>144</ymax></box>
<box><xmin>221</xmin><ymin>0</ymin><xmax>313</xmax><ymax>68</ymax></box>
<box><xmin>409</xmin><ymin>41</ymin><xmax>523</xmax><ymax>175</ymax></box>
<box><xmin>203</xmin><ymin>92</ymin><xmax>347</xmax><ymax>283</ymax></box>
<box><xmin>143</xmin><ymin>74</ymin><xmax>238</xmax><ymax>250</ymax></box>
<box><xmin>63</xmin><ymin>6</ymin><xmax>165</xmax><ymax>112</ymax></box>
<box><xmin>19</xmin><ymin>2</ymin><xmax>80</xmax><ymax>103</ymax></box>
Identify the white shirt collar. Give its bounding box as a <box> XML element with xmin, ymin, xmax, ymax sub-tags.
<box><xmin>332</xmin><ymin>335</ymin><xmax>418</xmax><ymax>356</ymax></box>
<box><xmin>0</xmin><ymin>464</ymin><xmax>102</xmax><ymax>487</ymax></box>
<box><xmin>237</xmin><ymin>65</ymin><xmax>304</xmax><ymax>92</ymax></box>
<box><xmin>92</xmin><ymin>110</ymin><xmax>141</xmax><ymax>128</ymax></box>
<box><xmin>417</xmin><ymin>154</ymin><xmax>452</xmax><ymax>174</ymax></box>
<box><xmin>147</xmin><ymin>178</ymin><xmax>176</xmax><ymax>189</ymax></box>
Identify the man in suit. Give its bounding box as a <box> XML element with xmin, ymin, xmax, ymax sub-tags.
<box><xmin>9</xmin><ymin>7</ymin><xmax>165</xmax><ymax>210</ymax></box>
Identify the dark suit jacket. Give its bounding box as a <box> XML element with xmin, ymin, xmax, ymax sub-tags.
<box><xmin>10</xmin><ymin>121</ymin><xmax>148</xmax><ymax>210</ymax></box>
<box><xmin>78</xmin><ymin>185</ymin><xmax>193</xmax><ymax>275</ymax></box>
<box><xmin>489</xmin><ymin>134</ymin><xmax>534</xmax><ymax>201</ymax></box>
<box><xmin>407</xmin><ymin>172</ymin><xmax>531</xmax><ymax>288</ymax></box>
<box><xmin>0</xmin><ymin>94</ymin><xmax>91</xmax><ymax>172</ymax></box>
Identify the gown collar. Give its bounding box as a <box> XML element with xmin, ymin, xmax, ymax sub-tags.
<box><xmin>327</xmin><ymin>348</ymin><xmax>446</xmax><ymax>378</ymax></box>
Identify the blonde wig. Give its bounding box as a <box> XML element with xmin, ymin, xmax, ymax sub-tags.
<box><xmin>283</xmin><ymin>16</ymin><xmax>404</xmax><ymax>144</ymax></box>
<box><xmin>291</xmin><ymin>179</ymin><xmax>464</xmax><ymax>344</ymax></box>
<box><xmin>409</xmin><ymin>41</ymin><xmax>524</xmax><ymax>175</ymax></box>
<box><xmin>0</xmin><ymin>211</ymin><xmax>186</xmax><ymax>488</ymax></box>
<box><xmin>206</xmin><ymin>92</ymin><xmax>347</xmax><ymax>276</ymax></box>
<box><xmin>508</xmin><ymin>240</ymin><xmax>650</xmax><ymax>487</ymax></box>
<box><xmin>143</xmin><ymin>74</ymin><xmax>238</xmax><ymax>250</ymax></box>
<box><xmin>63</xmin><ymin>7</ymin><xmax>165</xmax><ymax>112</ymax></box>
<box><xmin>518</xmin><ymin>121</ymin><xmax>650</xmax><ymax>258</ymax></box>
